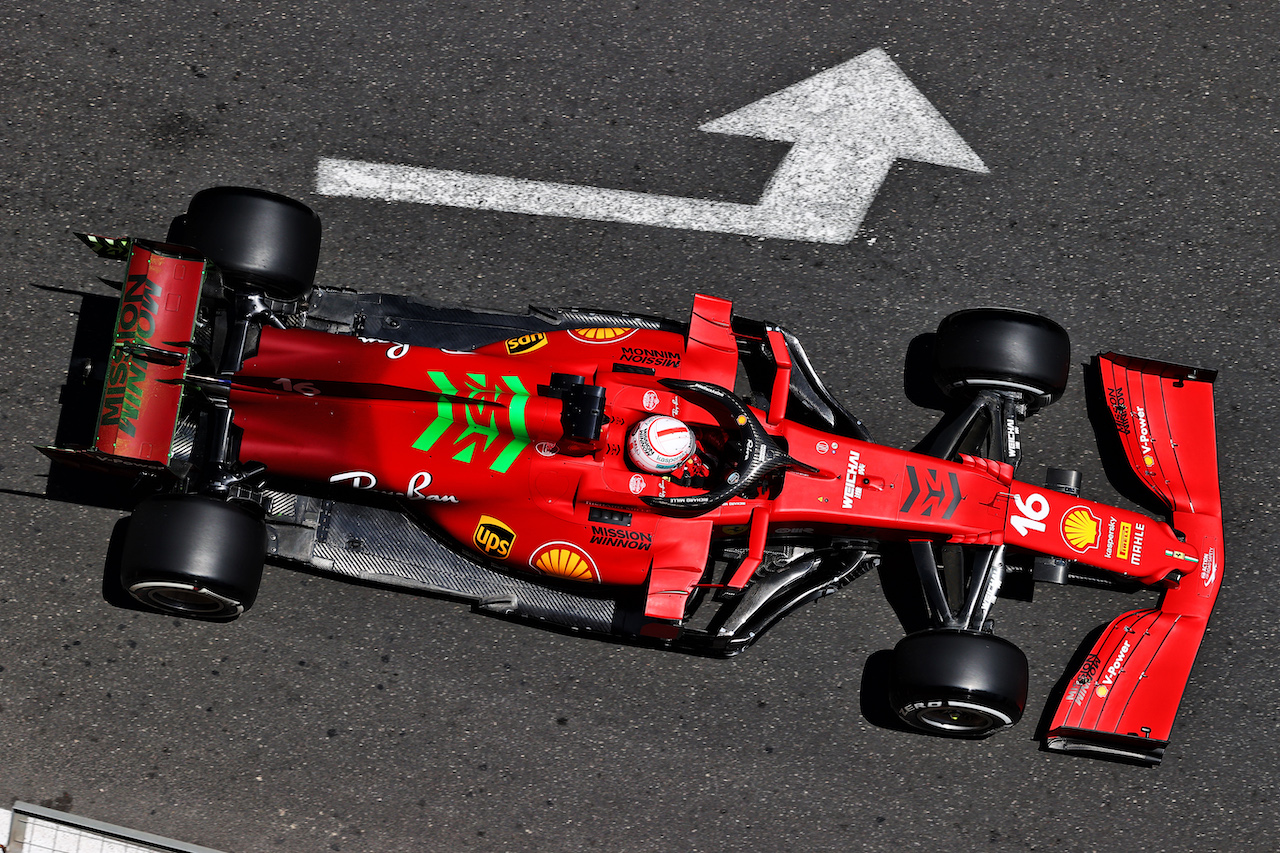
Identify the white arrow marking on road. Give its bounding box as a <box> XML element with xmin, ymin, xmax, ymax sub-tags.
<box><xmin>317</xmin><ymin>49</ymin><xmax>987</xmax><ymax>244</ymax></box>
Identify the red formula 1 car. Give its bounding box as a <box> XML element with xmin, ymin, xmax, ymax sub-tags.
<box><xmin>44</xmin><ymin>188</ymin><xmax>1224</xmax><ymax>764</ymax></box>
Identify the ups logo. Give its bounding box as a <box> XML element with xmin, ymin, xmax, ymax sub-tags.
<box><xmin>473</xmin><ymin>515</ymin><xmax>516</xmax><ymax>558</ymax></box>
<box><xmin>504</xmin><ymin>333</ymin><xmax>547</xmax><ymax>355</ymax></box>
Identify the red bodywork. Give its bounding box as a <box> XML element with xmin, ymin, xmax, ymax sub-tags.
<box><xmin>230</xmin><ymin>297</ymin><xmax>1220</xmax><ymax>654</ymax></box>
<box><xmin>230</xmin><ymin>299</ymin><xmax>1020</xmax><ymax>620</ymax></box>
<box><xmin>69</xmin><ymin>238</ymin><xmax>1225</xmax><ymax>762</ymax></box>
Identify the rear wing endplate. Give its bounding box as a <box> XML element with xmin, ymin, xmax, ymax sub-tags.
<box><xmin>74</xmin><ymin>236</ymin><xmax>207</xmax><ymax>466</ymax></box>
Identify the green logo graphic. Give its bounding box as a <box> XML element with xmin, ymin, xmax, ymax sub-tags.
<box><xmin>412</xmin><ymin>372</ymin><xmax>531</xmax><ymax>473</ymax></box>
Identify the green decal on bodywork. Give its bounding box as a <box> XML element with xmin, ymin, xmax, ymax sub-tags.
<box><xmin>412</xmin><ymin>371</ymin><xmax>455</xmax><ymax>453</ymax></box>
<box><xmin>413</xmin><ymin>373</ymin><xmax>532</xmax><ymax>473</ymax></box>
<box><xmin>76</xmin><ymin>232</ymin><xmax>132</xmax><ymax>260</ymax></box>
<box><xmin>99</xmin><ymin>349</ymin><xmax>148</xmax><ymax>437</ymax></box>
<box><xmin>492</xmin><ymin>376</ymin><xmax>530</xmax><ymax>472</ymax></box>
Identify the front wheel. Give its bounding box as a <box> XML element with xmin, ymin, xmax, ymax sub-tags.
<box><xmin>120</xmin><ymin>495</ymin><xmax>266</xmax><ymax>621</ymax></box>
<box><xmin>933</xmin><ymin>308</ymin><xmax>1070</xmax><ymax>413</ymax></box>
<box><xmin>889</xmin><ymin>629</ymin><xmax>1028</xmax><ymax>738</ymax></box>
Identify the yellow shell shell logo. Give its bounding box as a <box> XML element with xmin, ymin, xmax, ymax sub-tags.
<box><xmin>569</xmin><ymin>327</ymin><xmax>636</xmax><ymax>343</ymax></box>
<box><xmin>530</xmin><ymin>542</ymin><xmax>598</xmax><ymax>582</ymax></box>
<box><xmin>1061</xmin><ymin>507</ymin><xmax>1102</xmax><ymax>553</ymax></box>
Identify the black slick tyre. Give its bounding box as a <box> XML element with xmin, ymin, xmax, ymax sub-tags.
<box><xmin>180</xmin><ymin>186</ymin><xmax>321</xmax><ymax>299</ymax></box>
<box><xmin>889</xmin><ymin>629</ymin><xmax>1029</xmax><ymax>738</ymax></box>
<box><xmin>933</xmin><ymin>309</ymin><xmax>1070</xmax><ymax>412</ymax></box>
<box><xmin>120</xmin><ymin>495</ymin><xmax>266</xmax><ymax>621</ymax></box>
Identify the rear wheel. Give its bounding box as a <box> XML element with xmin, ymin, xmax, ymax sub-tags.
<box><xmin>120</xmin><ymin>495</ymin><xmax>266</xmax><ymax>621</ymax></box>
<box><xmin>177</xmin><ymin>186</ymin><xmax>321</xmax><ymax>299</ymax></box>
<box><xmin>889</xmin><ymin>629</ymin><xmax>1028</xmax><ymax>738</ymax></box>
<box><xmin>933</xmin><ymin>309</ymin><xmax>1070</xmax><ymax>412</ymax></box>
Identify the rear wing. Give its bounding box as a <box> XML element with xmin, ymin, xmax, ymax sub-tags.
<box><xmin>1045</xmin><ymin>353</ymin><xmax>1223</xmax><ymax>764</ymax></box>
<box><xmin>41</xmin><ymin>237</ymin><xmax>207</xmax><ymax>472</ymax></box>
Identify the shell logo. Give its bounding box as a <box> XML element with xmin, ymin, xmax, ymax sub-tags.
<box><xmin>1061</xmin><ymin>506</ymin><xmax>1102</xmax><ymax>553</ymax></box>
<box><xmin>530</xmin><ymin>542</ymin><xmax>598</xmax><ymax>582</ymax></box>
<box><xmin>569</xmin><ymin>327</ymin><xmax>636</xmax><ymax>344</ymax></box>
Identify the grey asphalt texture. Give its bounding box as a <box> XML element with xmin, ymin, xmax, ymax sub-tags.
<box><xmin>1</xmin><ymin>2</ymin><xmax>1277</xmax><ymax>851</ymax></box>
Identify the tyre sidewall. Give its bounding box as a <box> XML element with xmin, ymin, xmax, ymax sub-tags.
<box><xmin>933</xmin><ymin>309</ymin><xmax>1071</xmax><ymax>406</ymax></box>
<box><xmin>889</xmin><ymin>629</ymin><xmax>1029</xmax><ymax>737</ymax></box>
<box><xmin>120</xmin><ymin>495</ymin><xmax>266</xmax><ymax>618</ymax></box>
<box><xmin>183</xmin><ymin>186</ymin><xmax>321</xmax><ymax>299</ymax></box>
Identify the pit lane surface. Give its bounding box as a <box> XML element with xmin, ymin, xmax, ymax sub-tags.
<box><xmin>2</xmin><ymin>2</ymin><xmax>1277</xmax><ymax>850</ymax></box>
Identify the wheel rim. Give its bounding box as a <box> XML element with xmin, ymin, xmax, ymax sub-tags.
<box><xmin>911</xmin><ymin>701</ymin><xmax>1011</xmax><ymax>735</ymax></box>
<box><xmin>942</xmin><ymin>377</ymin><xmax>1054</xmax><ymax>398</ymax></box>
<box><xmin>129</xmin><ymin>581</ymin><xmax>243</xmax><ymax>617</ymax></box>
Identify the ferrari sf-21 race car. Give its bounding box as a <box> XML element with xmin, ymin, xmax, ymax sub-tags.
<box><xmin>44</xmin><ymin>188</ymin><xmax>1224</xmax><ymax>765</ymax></box>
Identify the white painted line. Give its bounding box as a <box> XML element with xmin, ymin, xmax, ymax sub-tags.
<box><xmin>318</xmin><ymin>49</ymin><xmax>987</xmax><ymax>244</ymax></box>
<box><xmin>8</xmin><ymin>802</ymin><xmax>228</xmax><ymax>853</ymax></box>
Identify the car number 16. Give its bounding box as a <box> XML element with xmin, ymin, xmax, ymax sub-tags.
<box><xmin>1010</xmin><ymin>492</ymin><xmax>1051</xmax><ymax>536</ymax></box>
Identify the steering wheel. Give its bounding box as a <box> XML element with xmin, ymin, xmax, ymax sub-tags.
<box><xmin>641</xmin><ymin>379</ymin><xmax>816</xmax><ymax>516</ymax></box>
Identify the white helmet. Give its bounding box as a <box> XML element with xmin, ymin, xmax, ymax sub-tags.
<box><xmin>627</xmin><ymin>415</ymin><xmax>696</xmax><ymax>474</ymax></box>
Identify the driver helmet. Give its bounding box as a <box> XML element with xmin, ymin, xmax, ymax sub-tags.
<box><xmin>627</xmin><ymin>415</ymin><xmax>697</xmax><ymax>474</ymax></box>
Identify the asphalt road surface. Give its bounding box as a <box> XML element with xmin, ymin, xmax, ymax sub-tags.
<box><xmin>2</xmin><ymin>2</ymin><xmax>1278</xmax><ymax>851</ymax></box>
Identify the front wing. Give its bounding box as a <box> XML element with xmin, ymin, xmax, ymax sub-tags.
<box><xmin>1044</xmin><ymin>353</ymin><xmax>1223</xmax><ymax>764</ymax></box>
